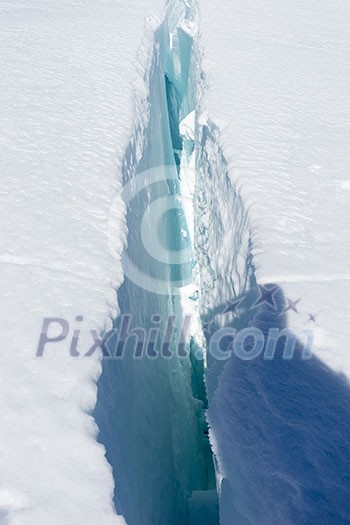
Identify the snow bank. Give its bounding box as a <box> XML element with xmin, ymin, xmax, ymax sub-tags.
<box><xmin>195</xmin><ymin>0</ymin><xmax>350</xmax><ymax>523</ymax></box>
<box><xmin>0</xmin><ymin>1</ymin><xmax>164</xmax><ymax>523</ymax></box>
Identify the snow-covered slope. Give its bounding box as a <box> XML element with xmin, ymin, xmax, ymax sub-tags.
<box><xmin>195</xmin><ymin>1</ymin><xmax>350</xmax><ymax>523</ymax></box>
<box><xmin>0</xmin><ymin>1</ymin><xmax>164</xmax><ymax>523</ymax></box>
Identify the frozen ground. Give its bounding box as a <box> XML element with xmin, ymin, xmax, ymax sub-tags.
<box><xmin>195</xmin><ymin>0</ymin><xmax>350</xmax><ymax>523</ymax></box>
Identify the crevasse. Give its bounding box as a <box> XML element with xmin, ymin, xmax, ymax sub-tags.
<box><xmin>94</xmin><ymin>0</ymin><xmax>222</xmax><ymax>524</ymax></box>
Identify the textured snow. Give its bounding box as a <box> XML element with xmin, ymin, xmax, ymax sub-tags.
<box><xmin>199</xmin><ymin>0</ymin><xmax>350</xmax><ymax>369</ymax></box>
<box><xmin>0</xmin><ymin>0</ymin><xmax>164</xmax><ymax>523</ymax></box>
<box><xmin>196</xmin><ymin>0</ymin><xmax>350</xmax><ymax>523</ymax></box>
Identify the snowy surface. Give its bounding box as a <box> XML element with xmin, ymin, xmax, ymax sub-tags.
<box><xmin>199</xmin><ymin>0</ymin><xmax>350</xmax><ymax>372</ymax></box>
<box><xmin>0</xmin><ymin>1</ymin><xmax>164</xmax><ymax>523</ymax></box>
<box><xmin>197</xmin><ymin>1</ymin><xmax>350</xmax><ymax>523</ymax></box>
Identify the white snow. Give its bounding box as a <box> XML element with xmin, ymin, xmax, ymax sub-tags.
<box><xmin>195</xmin><ymin>0</ymin><xmax>350</xmax><ymax>523</ymax></box>
<box><xmin>0</xmin><ymin>0</ymin><xmax>165</xmax><ymax>523</ymax></box>
<box><xmin>198</xmin><ymin>0</ymin><xmax>350</xmax><ymax>370</ymax></box>
<box><xmin>180</xmin><ymin>110</ymin><xmax>195</xmax><ymax>142</ymax></box>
